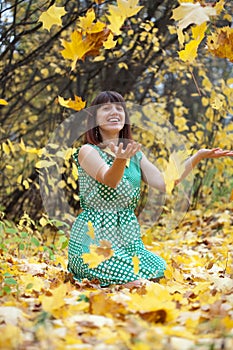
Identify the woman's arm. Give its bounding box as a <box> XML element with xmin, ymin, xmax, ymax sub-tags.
<box><xmin>140</xmin><ymin>148</ymin><xmax>233</xmax><ymax>191</ymax></box>
<box><xmin>140</xmin><ymin>153</ymin><xmax>166</xmax><ymax>192</ymax></box>
<box><xmin>78</xmin><ymin>142</ymin><xmax>141</xmax><ymax>189</ymax></box>
<box><xmin>175</xmin><ymin>148</ymin><xmax>233</xmax><ymax>184</ymax></box>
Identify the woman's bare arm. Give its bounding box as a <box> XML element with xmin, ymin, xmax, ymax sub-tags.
<box><xmin>140</xmin><ymin>153</ymin><xmax>166</xmax><ymax>192</ymax></box>
<box><xmin>176</xmin><ymin>148</ymin><xmax>233</xmax><ymax>184</ymax></box>
<box><xmin>78</xmin><ymin>142</ymin><xmax>141</xmax><ymax>188</ymax></box>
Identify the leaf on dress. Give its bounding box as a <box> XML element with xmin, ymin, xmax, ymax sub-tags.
<box><xmin>82</xmin><ymin>241</ymin><xmax>114</xmax><ymax>268</ymax></box>
<box><xmin>132</xmin><ymin>255</ymin><xmax>140</xmax><ymax>274</ymax></box>
<box><xmin>87</xmin><ymin>221</ymin><xmax>95</xmax><ymax>239</ymax></box>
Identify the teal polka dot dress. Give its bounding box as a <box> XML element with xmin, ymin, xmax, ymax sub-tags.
<box><xmin>68</xmin><ymin>144</ymin><xmax>166</xmax><ymax>286</ymax></box>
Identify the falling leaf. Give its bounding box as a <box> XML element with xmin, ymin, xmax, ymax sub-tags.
<box><xmin>108</xmin><ymin>0</ymin><xmax>143</xmax><ymax>19</ymax></box>
<box><xmin>107</xmin><ymin>0</ymin><xmax>143</xmax><ymax>35</ymax></box>
<box><xmin>106</xmin><ymin>10</ymin><xmax>125</xmax><ymax>35</ymax></box>
<box><xmin>0</xmin><ymin>98</ymin><xmax>8</xmax><ymax>105</ymax></box>
<box><xmin>178</xmin><ymin>23</ymin><xmax>207</xmax><ymax>62</ymax></box>
<box><xmin>61</xmin><ymin>28</ymin><xmax>110</xmax><ymax>70</ymax></box>
<box><xmin>163</xmin><ymin>150</ymin><xmax>187</xmax><ymax>194</ymax></box>
<box><xmin>215</xmin><ymin>0</ymin><xmax>225</xmax><ymax>15</ymax></box>
<box><xmin>103</xmin><ymin>32</ymin><xmax>117</xmax><ymax>49</ymax></box>
<box><xmin>172</xmin><ymin>2</ymin><xmax>216</xmax><ymax>31</ymax></box>
<box><xmin>132</xmin><ymin>255</ymin><xmax>140</xmax><ymax>274</ymax></box>
<box><xmin>207</xmin><ymin>27</ymin><xmax>233</xmax><ymax>62</ymax></box>
<box><xmin>58</xmin><ymin>95</ymin><xmax>86</xmax><ymax>111</ymax></box>
<box><xmin>78</xmin><ymin>8</ymin><xmax>106</xmax><ymax>34</ymax></box>
<box><xmin>60</xmin><ymin>30</ymin><xmax>95</xmax><ymax>69</ymax></box>
<box><xmin>38</xmin><ymin>4</ymin><xmax>67</xmax><ymax>31</ymax></box>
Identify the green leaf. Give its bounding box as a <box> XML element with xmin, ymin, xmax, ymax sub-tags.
<box><xmin>31</xmin><ymin>236</ymin><xmax>40</xmax><ymax>247</ymax></box>
<box><xmin>5</xmin><ymin>227</ymin><xmax>18</xmax><ymax>234</ymax></box>
<box><xmin>4</xmin><ymin>277</ymin><xmax>17</xmax><ymax>285</ymax></box>
<box><xmin>3</xmin><ymin>286</ymin><xmax>12</xmax><ymax>294</ymax></box>
<box><xmin>26</xmin><ymin>283</ymin><xmax>34</xmax><ymax>289</ymax></box>
<box><xmin>19</xmin><ymin>243</ymin><xmax>25</xmax><ymax>250</ymax></box>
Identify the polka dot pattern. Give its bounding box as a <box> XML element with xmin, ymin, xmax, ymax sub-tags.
<box><xmin>68</xmin><ymin>144</ymin><xmax>166</xmax><ymax>286</ymax></box>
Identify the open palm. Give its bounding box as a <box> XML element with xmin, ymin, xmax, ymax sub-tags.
<box><xmin>199</xmin><ymin>148</ymin><xmax>233</xmax><ymax>159</ymax></box>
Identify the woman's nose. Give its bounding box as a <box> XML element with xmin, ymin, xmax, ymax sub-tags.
<box><xmin>110</xmin><ymin>106</ymin><xmax>118</xmax><ymax>114</ymax></box>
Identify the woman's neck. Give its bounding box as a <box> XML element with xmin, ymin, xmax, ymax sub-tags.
<box><xmin>100</xmin><ymin>131</ymin><xmax>119</xmax><ymax>146</ymax></box>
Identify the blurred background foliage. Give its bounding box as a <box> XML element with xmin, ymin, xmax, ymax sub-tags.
<box><xmin>0</xmin><ymin>0</ymin><xmax>233</xmax><ymax>224</ymax></box>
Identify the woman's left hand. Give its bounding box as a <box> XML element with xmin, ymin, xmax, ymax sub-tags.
<box><xmin>198</xmin><ymin>148</ymin><xmax>233</xmax><ymax>159</ymax></box>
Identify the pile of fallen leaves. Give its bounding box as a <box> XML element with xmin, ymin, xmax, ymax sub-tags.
<box><xmin>1</xmin><ymin>202</ymin><xmax>233</xmax><ymax>350</ymax></box>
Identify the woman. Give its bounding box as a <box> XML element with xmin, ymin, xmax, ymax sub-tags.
<box><xmin>68</xmin><ymin>91</ymin><xmax>233</xmax><ymax>287</ymax></box>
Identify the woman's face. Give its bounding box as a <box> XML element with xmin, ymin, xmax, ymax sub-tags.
<box><xmin>96</xmin><ymin>103</ymin><xmax>125</xmax><ymax>137</ymax></box>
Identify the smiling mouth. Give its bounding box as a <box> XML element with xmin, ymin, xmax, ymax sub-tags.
<box><xmin>107</xmin><ymin>118</ymin><xmax>120</xmax><ymax>122</ymax></box>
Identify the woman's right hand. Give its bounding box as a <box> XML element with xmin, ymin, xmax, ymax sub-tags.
<box><xmin>109</xmin><ymin>142</ymin><xmax>141</xmax><ymax>159</ymax></box>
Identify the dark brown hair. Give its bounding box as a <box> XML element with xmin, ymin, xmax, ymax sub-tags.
<box><xmin>84</xmin><ymin>91</ymin><xmax>133</xmax><ymax>147</ymax></box>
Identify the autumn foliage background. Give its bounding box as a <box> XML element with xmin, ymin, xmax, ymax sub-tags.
<box><xmin>1</xmin><ymin>0</ymin><xmax>233</xmax><ymax>349</ymax></box>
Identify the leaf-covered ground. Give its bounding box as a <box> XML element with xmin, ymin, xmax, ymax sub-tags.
<box><xmin>1</xmin><ymin>203</ymin><xmax>233</xmax><ymax>350</ymax></box>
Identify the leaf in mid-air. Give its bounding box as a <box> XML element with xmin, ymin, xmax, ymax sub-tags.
<box><xmin>0</xmin><ymin>99</ymin><xmax>8</xmax><ymax>105</ymax></box>
<box><xmin>107</xmin><ymin>0</ymin><xmax>143</xmax><ymax>35</ymax></box>
<box><xmin>103</xmin><ymin>32</ymin><xmax>117</xmax><ymax>49</ymax></box>
<box><xmin>178</xmin><ymin>23</ymin><xmax>207</xmax><ymax>62</ymax></box>
<box><xmin>58</xmin><ymin>95</ymin><xmax>86</xmax><ymax>111</ymax></box>
<box><xmin>78</xmin><ymin>8</ymin><xmax>106</xmax><ymax>34</ymax></box>
<box><xmin>172</xmin><ymin>2</ymin><xmax>216</xmax><ymax>31</ymax></box>
<box><xmin>38</xmin><ymin>4</ymin><xmax>67</xmax><ymax>31</ymax></box>
<box><xmin>163</xmin><ymin>150</ymin><xmax>187</xmax><ymax>194</ymax></box>
<box><xmin>108</xmin><ymin>0</ymin><xmax>143</xmax><ymax>18</ymax></box>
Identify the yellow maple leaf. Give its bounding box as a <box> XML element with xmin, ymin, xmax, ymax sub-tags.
<box><xmin>38</xmin><ymin>4</ymin><xmax>67</xmax><ymax>31</ymax></box>
<box><xmin>163</xmin><ymin>150</ymin><xmax>187</xmax><ymax>194</ymax></box>
<box><xmin>178</xmin><ymin>22</ymin><xmax>206</xmax><ymax>62</ymax></box>
<box><xmin>82</xmin><ymin>241</ymin><xmax>114</xmax><ymax>268</ymax></box>
<box><xmin>58</xmin><ymin>94</ymin><xmax>86</xmax><ymax>111</ymax></box>
<box><xmin>132</xmin><ymin>255</ymin><xmax>140</xmax><ymax>274</ymax></box>
<box><xmin>0</xmin><ymin>98</ymin><xmax>8</xmax><ymax>105</ymax></box>
<box><xmin>126</xmin><ymin>283</ymin><xmax>178</xmax><ymax>322</ymax></box>
<box><xmin>103</xmin><ymin>32</ymin><xmax>117</xmax><ymax>49</ymax></box>
<box><xmin>108</xmin><ymin>0</ymin><xmax>143</xmax><ymax>18</ymax></box>
<box><xmin>20</xmin><ymin>274</ymin><xmax>45</xmax><ymax>292</ymax></box>
<box><xmin>172</xmin><ymin>2</ymin><xmax>216</xmax><ymax>31</ymax></box>
<box><xmin>39</xmin><ymin>284</ymin><xmax>67</xmax><ymax>312</ymax></box>
<box><xmin>107</xmin><ymin>10</ymin><xmax>125</xmax><ymax>35</ymax></box>
<box><xmin>207</xmin><ymin>27</ymin><xmax>233</xmax><ymax>62</ymax></box>
<box><xmin>107</xmin><ymin>0</ymin><xmax>143</xmax><ymax>35</ymax></box>
<box><xmin>215</xmin><ymin>0</ymin><xmax>225</xmax><ymax>15</ymax></box>
<box><xmin>61</xmin><ymin>30</ymin><xmax>95</xmax><ymax>69</ymax></box>
<box><xmin>78</xmin><ymin>8</ymin><xmax>106</xmax><ymax>34</ymax></box>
